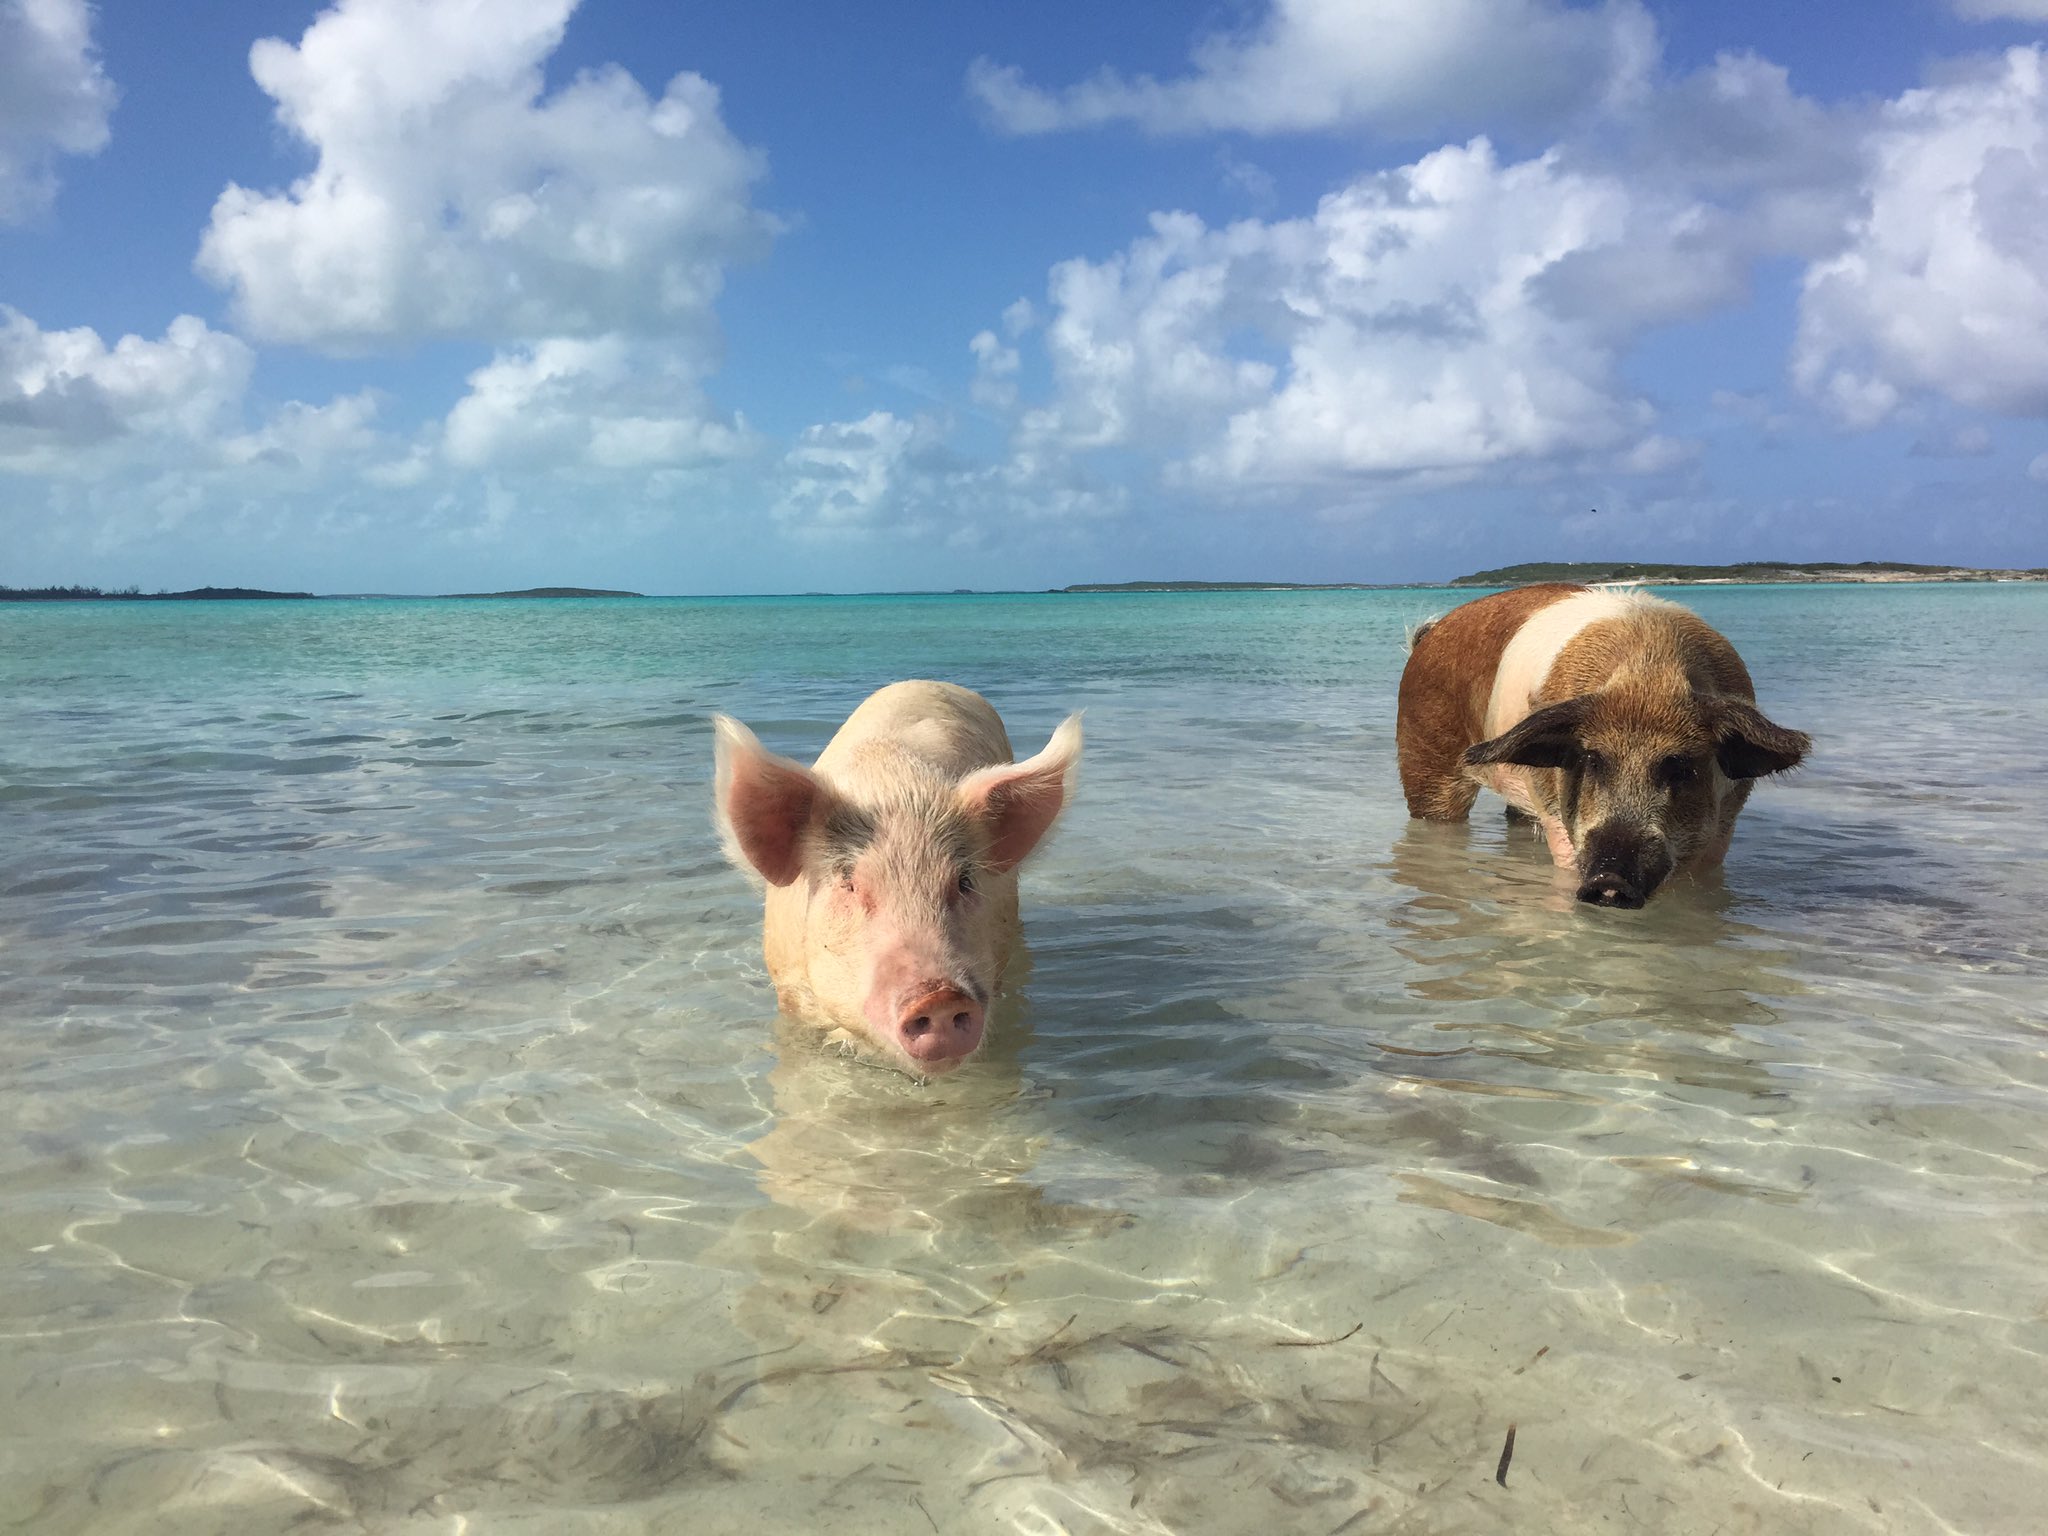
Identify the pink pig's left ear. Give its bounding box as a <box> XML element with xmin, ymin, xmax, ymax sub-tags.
<box><xmin>957</xmin><ymin>713</ymin><xmax>1083</xmax><ymax>873</ymax></box>
<box><xmin>713</xmin><ymin>715</ymin><xmax>836</xmax><ymax>887</ymax></box>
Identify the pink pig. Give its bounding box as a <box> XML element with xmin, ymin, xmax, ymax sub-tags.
<box><xmin>713</xmin><ymin>681</ymin><xmax>1082</xmax><ymax>1077</ymax></box>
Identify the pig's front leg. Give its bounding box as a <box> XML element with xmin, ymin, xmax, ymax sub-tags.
<box><xmin>1693</xmin><ymin>783</ymin><xmax>1752</xmax><ymax>870</ymax></box>
<box><xmin>1540</xmin><ymin>815</ymin><xmax>1576</xmax><ymax>869</ymax></box>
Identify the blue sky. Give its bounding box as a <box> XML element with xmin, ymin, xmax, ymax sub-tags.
<box><xmin>3</xmin><ymin>0</ymin><xmax>2047</xmax><ymax>593</ymax></box>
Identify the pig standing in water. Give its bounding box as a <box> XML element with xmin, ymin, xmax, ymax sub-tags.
<box><xmin>1397</xmin><ymin>584</ymin><xmax>1809</xmax><ymax>908</ymax></box>
<box><xmin>714</xmin><ymin>682</ymin><xmax>1081</xmax><ymax>1076</ymax></box>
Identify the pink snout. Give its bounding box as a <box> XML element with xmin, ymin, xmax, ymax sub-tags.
<box><xmin>894</xmin><ymin>986</ymin><xmax>985</xmax><ymax>1070</ymax></box>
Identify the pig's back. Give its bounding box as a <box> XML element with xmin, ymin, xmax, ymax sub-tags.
<box><xmin>1539</xmin><ymin>601</ymin><xmax>1758</xmax><ymax>703</ymax></box>
<box><xmin>815</xmin><ymin>681</ymin><xmax>1015</xmax><ymax>791</ymax></box>
<box><xmin>1402</xmin><ymin>583</ymin><xmax>1584</xmax><ymax>744</ymax></box>
<box><xmin>1485</xmin><ymin>587</ymin><xmax>1681</xmax><ymax>736</ymax></box>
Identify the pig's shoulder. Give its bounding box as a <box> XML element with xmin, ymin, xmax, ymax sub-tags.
<box><xmin>1413</xmin><ymin>583</ymin><xmax>1587</xmax><ymax>666</ymax></box>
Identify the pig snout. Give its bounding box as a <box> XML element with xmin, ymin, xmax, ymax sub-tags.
<box><xmin>860</xmin><ymin>920</ymin><xmax>996</xmax><ymax>1074</ymax></box>
<box><xmin>893</xmin><ymin>985</ymin><xmax>985</xmax><ymax>1070</ymax></box>
<box><xmin>1574</xmin><ymin>824</ymin><xmax>1672</xmax><ymax>910</ymax></box>
<box><xmin>1577</xmin><ymin>869</ymin><xmax>1646</xmax><ymax>909</ymax></box>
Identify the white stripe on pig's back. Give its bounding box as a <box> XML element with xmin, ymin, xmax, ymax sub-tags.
<box><xmin>1483</xmin><ymin>588</ymin><xmax>1676</xmax><ymax>739</ymax></box>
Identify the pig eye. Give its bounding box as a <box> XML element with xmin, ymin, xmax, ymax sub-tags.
<box><xmin>1579</xmin><ymin>750</ymin><xmax>1606</xmax><ymax>777</ymax></box>
<box><xmin>956</xmin><ymin>868</ymin><xmax>976</xmax><ymax>896</ymax></box>
<box><xmin>1658</xmin><ymin>755</ymin><xmax>1699</xmax><ymax>787</ymax></box>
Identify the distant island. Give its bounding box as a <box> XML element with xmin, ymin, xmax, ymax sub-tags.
<box><xmin>439</xmin><ymin>587</ymin><xmax>643</xmax><ymax>599</ymax></box>
<box><xmin>1059</xmin><ymin>562</ymin><xmax>2048</xmax><ymax>593</ymax></box>
<box><xmin>1449</xmin><ymin>560</ymin><xmax>2048</xmax><ymax>586</ymax></box>
<box><xmin>1</xmin><ymin>584</ymin><xmax>642</xmax><ymax>602</ymax></box>
<box><xmin>10</xmin><ymin>569</ymin><xmax>2043</xmax><ymax>604</ymax></box>
<box><xmin>1058</xmin><ymin>580</ymin><xmax>1382</xmax><ymax>593</ymax></box>
<box><xmin>0</xmin><ymin>584</ymin><xmax>315</xmax><ymax>601</ymax></box>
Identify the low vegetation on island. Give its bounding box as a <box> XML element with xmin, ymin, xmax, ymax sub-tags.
<box><xmin>439</xmin><ymin>587</ymin><xmax>644</xmax><ymax>598</ymax></box>
<box><xmin>10</xmin><ymin>567</ymin><xmax>2041</xmax><ymax>604</ymax></box>
<box><xmin>1448</xmin><ymin>560</ymin><xmax>2047</xmax><ymax>586</ymax></box>
<box><xmin>0</xmin><ymin>584</ymin><xmax>315</xmax><ymax>601</ymax></box>
<box><xmin>1057</xmin><ymin>580</ymin><xmax>1375</xmax><ymax>593</ymax></box>
<box><xmin>1056</xmin><ymin>561</ymin><xmax>2047</xmax><ymax>593</ymax></box>
<box><xmin>1</xmin><ymin>584</ymin><xmax>644</xmax><ymax>602</ymax></box>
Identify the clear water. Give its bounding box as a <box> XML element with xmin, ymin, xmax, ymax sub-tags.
<box><xmin>1</xmin><ymin>586</ymin><xmax>2043</xmax><ymax>1535</ymax></box>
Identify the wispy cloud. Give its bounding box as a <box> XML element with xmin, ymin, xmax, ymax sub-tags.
<box><xmin>969</xmin><ymin>0</ymin><xmax>1657</xmax><ymax>140</ymax></box>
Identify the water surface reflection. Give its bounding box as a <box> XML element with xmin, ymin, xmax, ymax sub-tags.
<box><xmin>3</xmin><ymin>590</ymin><xmax>2044</xmax><ymax>1533</ymax></box>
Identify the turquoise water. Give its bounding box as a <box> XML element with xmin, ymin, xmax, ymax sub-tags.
<box><xmin>1</xmin><ymin>585</ymin><xmax>2044</xmax><ymax>1535</ymax></box>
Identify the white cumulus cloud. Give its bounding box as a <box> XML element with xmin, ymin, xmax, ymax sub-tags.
<box><xmin>1009</xmin><ymin>139</ymin><xmax>1707</xmax><ymax>487</ymax></box>
<box><xmin>1796</xmin><ymin>47</ymin><xmax>2048</xmax><ymax>425</ymax></box>
<box><xmin>220</xmin><ymin>392</ymin><xmax>385</xmax><ymax>471</ymax></box>
<box><xmin>774</xmin><ymin>409</ymin><xmax>1125</xmax><ymax>541</ymax></box>
<box><xmin>0</xmin><ymin>0</ymin><xmax>117</xmax><ymax>222</ymax></box>
<box><xmin>0</xmin><ymin>307</ymin><xmax>253</xmax><ymax>471</ymax></box>
<box><xmin>1601</xmin><ymin>52</ymin><xmax>1865</xmax><ymax>259</ymax></box>
<box><xmin>775</xmin><ymin>411</ymin><xmax>925</xmax><ymax>533</ymax></box>
<box><xmin>441</xmin><ymin>336</ymin><xmax>750</xmax><ymax>470</ymax></box>
<box><xmin>197</xmin><ymin>0</ymin><xmax>774</xmax><ymax>350</ymax></box>
<box><xmin>968</xmin><ymin>0</ymin><xmax>1657</xmax><ymax>139</ymax></box>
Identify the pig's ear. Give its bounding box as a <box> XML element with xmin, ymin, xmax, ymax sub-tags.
<box><xmin>1463</xmin><ymin>697</ymin><xmax>1590</xmax><ymax>770</ymax></box>
<box><xmin>713</xmin><ymin>716</ymin><xmax>832</xmax><ymax>887</ymax></box>
<box><xmin>958</xmin><ymin>713</ymin><xmax>1083</xmax><ymax>873</ymax></box>
<box><xmin>1713</xmin><ymin>701</ymin><xmax>1809</xmax><ymax>780</ymax></box>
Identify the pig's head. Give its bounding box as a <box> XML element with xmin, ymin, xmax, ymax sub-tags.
<box><xmin>1465</xmin><ymin>683</ymin><xmax>1807</xmax><ymax>908</ymax></box>
<box><xmin>712</xmin><ymin>714</ymin><xmax>1082</xmax><ymax>1075</ymax></box>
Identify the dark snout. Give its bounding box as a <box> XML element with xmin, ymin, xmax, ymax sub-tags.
<box><xmin>1575</xmin><ymin>824</ymin><xmax>1672</xmax><ymax>910</ymax></box>
<box><xmin>1577</xmin><ymin>869</ymin><xmax>1646</xmax><ymax>909</ymax></box>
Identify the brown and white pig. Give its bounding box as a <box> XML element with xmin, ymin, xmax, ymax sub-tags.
<box><xmin>1396</xmin><ymin>584</ymin><xmax>1809</xmax><ymax>908</ymax></box>
<box><xmin>713</xmin><ymin>681</ymin><xmax>1082</xmax><ymax>1076</ymax></box>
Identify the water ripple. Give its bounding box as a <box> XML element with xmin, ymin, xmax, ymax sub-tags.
<box><xmin>1</xmin><ymin>588</ymin><xmax>2044</xmax><ymax>1534</ymax></box>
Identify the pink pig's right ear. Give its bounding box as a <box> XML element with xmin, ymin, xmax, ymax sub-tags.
<box><xmin>713</xmin><ymin>716</ymin><xmax>832</xmax><ymax>887</ymax></box>
<box><xmin>958</xmin><ymin>713</ymin><xmax>1083</xmax><ymax>873</ymax></box>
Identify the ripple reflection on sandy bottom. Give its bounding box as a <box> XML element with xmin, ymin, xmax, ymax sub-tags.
<box><xmin>4</xmin><ymin>942</ymin><xmax>2041</xmax><ymax>1536</ymax></box>
<box><xmin>2</xmin><ymin>589</ymin><xmax>2046</xmax><ymax>1535</ymax></box>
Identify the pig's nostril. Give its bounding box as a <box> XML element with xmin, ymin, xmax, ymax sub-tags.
<box><xmin>1577</xmin><ymin>874</ymin><xmax>1643</xmax><ymax>909</ymax></box>
<box><xmin>894</xmin><ymin>988</ymin><xmax>985</xmax><ymax>1065</ymax></box>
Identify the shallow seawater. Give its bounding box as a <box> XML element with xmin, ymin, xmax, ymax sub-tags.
<box><xmin>1</xmin><ymin>585</ymin><xmax>2043</xmax><ymax>1535</ymax></box>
